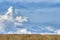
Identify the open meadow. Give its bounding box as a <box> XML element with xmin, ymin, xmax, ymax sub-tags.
<box><xmin>0</xmin><ymin>34</ymin><xmax>60</xmax><ymax>40</ymax></box>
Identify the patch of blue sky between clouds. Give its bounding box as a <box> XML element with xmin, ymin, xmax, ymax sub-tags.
<box><xmin>1</xmin><ymin>0</ymin><xmax>60</xmax><ymax>3</ymax></box>
<box><xmin>16</xmin><ymin>7</ymin><xmax>60</xmax><ymax>23</ymax></box>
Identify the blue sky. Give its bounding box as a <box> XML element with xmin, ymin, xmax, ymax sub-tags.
<box><xmin>0</xmin><ymin>0</ymin><xmax>60</xmax><ymax>34</ymax></box>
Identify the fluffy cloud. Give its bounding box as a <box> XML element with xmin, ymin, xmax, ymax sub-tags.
<box><xmin>40</xmin><ymin>29</ymin><xmax>60</xmax><ymax>35</ymax></box>
<box><xmin>40</xmin><ymin>32</ymin><xmax>56</xmax><ymax>35</ymax></box>
<box><xmin>0</xmin><ymin>6</ymin><xmax>60</xmax><ymax>34</ymax></box>
<box><xmin>16</xmin><ymin>16</ymin><xmax>28</xmax><ymax>22</ymax></box>
<box><xmin>38</xmin><ymin>26</ymin><xmax>60</xmax><ymax>35</ymax></box>
<box><xmin>0</xmin><ymin>6</ymin><xmax>29</xmax><ymax>34</ymax></box>
<box><xmin>38</xmin><ymin>26</ymin><xmax>55</xmax><ymax>32</ymax></box>
<box><xmin>45</xmin><ymin>26</ymin><xmax>54</xmax><ymax>31</ymax></box>
<box><xmin>8</xmin><ymin>28</ymin><xmax>31</xmax><ymax>34</ymax></box>
<box><xmin>16</xmin><ymin>28</ymin><xmax>31</xmax><ymax>34</ymax></box>
<box><xmin>0</xmin><ymin>6</ymin><xmax>13</xmax><ymax>21</ymax></box>
<box><xmin>55</xmin><ymin>30</ymin><xmax>60</xmax><ymax>34</ymax></box>
<box><xmin>44</xmin><ymin>26</ymin><xmax>60</xmax><ymax>35</ymax></box>
<box><xmin>0</xmin><ymin>23</ymin><xmax>5</xmax><ymax>32</ymax></box>
<box><xmin>41</xmin><ymin>29</ymin><xmax>60</xmax><ymax>35</ymax></box>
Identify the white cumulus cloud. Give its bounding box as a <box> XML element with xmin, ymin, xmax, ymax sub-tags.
<box><xmin>46</xmin><ymin>26</ymin><xmax>54</xmax><ymax>31</ymax></box>
<box><xmin>55</xmin><ymin>30</ymin><xmax>60</xmax><ymax>35</ymax></box>
<box><xmin>0</xmin><ymin>6</ymin><xmax>29</xmax><ymax>34</ymax></box>
<box><xmin>16</xmin><ymin>16</ymin><xmax>28</xmax><ymax>22</ymax></box>
<box><xmin>16</xmin><ymin>28</ymin><xmax>31</xmax><ymax>34</ymax></box>
<box><xmin>7</xmin><ymin>28</ymin><xmax>32</xmax><ymax>34</ymax></box>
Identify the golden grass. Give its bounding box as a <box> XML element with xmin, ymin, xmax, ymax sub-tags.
<box><xmin>0</xmin><ymin>34</ymin><xmax>60</xmax><ymax>40</ymax></box>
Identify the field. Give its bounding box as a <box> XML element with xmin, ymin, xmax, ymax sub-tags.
<box><xmin>0</xmin><ymin>34</ymin><xmax>60</xmax><ymax>40</ymax></box>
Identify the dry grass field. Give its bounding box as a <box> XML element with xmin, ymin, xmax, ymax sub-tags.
<box><xmin>0</xmin><ymin>34</ymin><xmax>60</xmax><ymax>40</ymax></box>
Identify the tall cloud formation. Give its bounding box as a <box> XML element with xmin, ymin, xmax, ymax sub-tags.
<box><xmin>0</xmin><ymin>6</ymin><xmax>60</xmax><ymax>34</ymax></box>
<box><xmin>0</xmin><ymin>6</ymin><xmax>31</xmax><ymax>34</ymax></box>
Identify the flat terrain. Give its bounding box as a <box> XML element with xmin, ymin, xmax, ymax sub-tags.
<box><xmin>0</xmin><ymin>34</ymin><xmax>60</xmax><ymax>40</ymax></box>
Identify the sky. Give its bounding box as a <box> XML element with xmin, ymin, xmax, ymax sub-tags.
<box><xmin>0</xmin><ymin>0</ymin><xmax>60</xmax><ymax>34</ymax></box>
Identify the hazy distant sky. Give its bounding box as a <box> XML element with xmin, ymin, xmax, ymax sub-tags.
<box><xmin>0</xmin><ymin>0</ymin><xmax>60</xmax><ymax>34</ymax></box>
